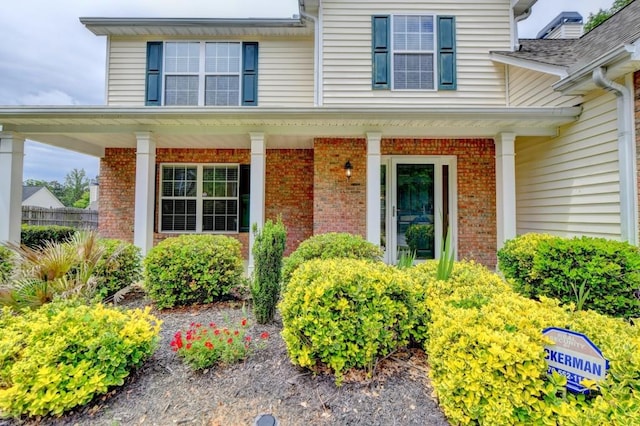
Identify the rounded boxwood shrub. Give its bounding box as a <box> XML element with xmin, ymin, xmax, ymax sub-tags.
<box><xmin>532</xmin><ymin>236</ymin><xmax>640</xmax><ymax>318</ymax></box>
<box><xmin>279</xmin><ymin>258</ymin><xmax>420</xmax><ymax>384</ymax></box>
<box><xmin>497</xmin><ymin>233</ymin><xmax>560</xmax><ymax>296</ymax></box>
<box><xmin>144</xmin><ymin>235</ymin><xmax>244</xmax><ymax>309</ymax></box>
<box><xmin>0</xmin><ymin>300</ymin><xmax>160</xmax><ymax>418</ymax></box>
<box><xmin>93</xmin><ymin>239</ymin><xmax>142</xmax><ymax>299</ymax></box>
<box><xmin>281</xmin><ymin>233</ymin><xmax>383</xmax><ymax>286</ymax></box>
<box><xmin>20</xmin><ymin>225</ymin><xmax>76</xmax><ymax>249</ymax></box>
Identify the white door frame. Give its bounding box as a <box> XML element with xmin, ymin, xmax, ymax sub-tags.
<box><xmin>381</xmin><ymin>156</ymin><xmax>458</xmax><ymax>264</ymax></box>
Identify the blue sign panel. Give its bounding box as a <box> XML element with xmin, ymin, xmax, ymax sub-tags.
<box><xmin>542</xmin><ymin>327</ymin><xmax>609</xmax><ymax>394</ymax></box>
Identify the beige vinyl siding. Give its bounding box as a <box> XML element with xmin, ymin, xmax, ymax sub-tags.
<box><xmin>321</xmin><ymin>0</ymin><xmax>511</xmax><ymax>106</ymax></box>
<box><xmin>258</xmin><ymin>39</ymin><xmax>314</xmax><ymax>107</ymax></box>
<box><xmin>106</xmin><ymin>38</ymin><xmax>314</xmax><ymax>107</ymax></box>
<box><xmin>515</xmin><ymin>90</ymin><xmax>620</xmax><ymax>239</ymax></box>
<box><xmin>107</xmin><ymin>39</ymin><xmax>147</xmax><ymax>106</ymax></box>
<box><xmin>508</xmin><ymin>67</ymin><xmax>582</xmax><ymax>107</ymax></box>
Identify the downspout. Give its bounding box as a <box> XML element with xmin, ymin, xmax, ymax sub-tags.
<box><xmin>593</xmin><ymin>67</ymin><xmax>639</xmax><ymax>245</ymax></box>
<box><xmin>512</xmin><ymin>7</ymin><xmax>532</xmax><ymax>51</ymax></box>
<box><xmin>300</xmin><ymin>10</ymin><xmax>319</xmax><ymax>106</ymax></box>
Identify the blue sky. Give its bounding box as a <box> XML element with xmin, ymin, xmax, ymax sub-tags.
<box><xmin>0</xmin><ymin>0</ymin><xmax>613</xmax><ymax>182</ymax></box>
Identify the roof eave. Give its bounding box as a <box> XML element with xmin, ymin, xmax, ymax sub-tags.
<box><xmin>490</xmin><ymin>52</ymin><xmax>568</xmax><ymax>77</ymax></box>
<box><xmin>512</xmin><ymin>0</ymin><xmax>538</xmax><ymax>17</ymax></box>
<box><xmin>554</xmin><ymin>43</ymin><xmax>640</xmax><ymax>94</ymax></box>
<box><xmin>80</xmin><ymin>17</ymin><xmax>306</xmax><ymax>36</ymax></box>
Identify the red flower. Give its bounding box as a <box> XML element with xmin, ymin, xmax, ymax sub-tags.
<box><xmin>214</xmin><ymin>329</ymin><xmax>220</xmax><ymax>336</ymax></box>
<box><xmin>205</xmin><ymin>341</ymin><xmax>213</xmax><ymax>349</ymax></box>
<box><xmin>245</xmin><ymin>336</ymin><xmax>252</xmax><ymax>342</ymax></box>
<box><xmin>234</xmin><ymin>330</ymin><xmax>239</xmax><ymax>336</ymax></box>
<box><xmin>195</xmin><ymin>323</ymin><xmax>202</xmax><ymax>328</ymax></box>
<box><xmin>260</xmin><ymin>332</ymin><xmax>270</xmax><ymax>340</ymax></box>
<box><xmin>186</xmin><ymin>343</ymin><xmax>192</xmax><ymax>350</ymax></box>
<box><xmin>241</xmin><ymin>318</ymin><xmax>247</xmax><ymax>327</ymax></box>
<box><xmin>209</xmin><ymin>322</ymin><xmax>217</xmax><ymax>328</ymax></box>
<box><xmin>227</xmin><ymin>338</ymin><xmax>234</xmax><ymax>344</ymax></box>
<box><xmin>223</xmin><ymin>328</ymin><xmax>230</xmax><ymax>335</ymax></box>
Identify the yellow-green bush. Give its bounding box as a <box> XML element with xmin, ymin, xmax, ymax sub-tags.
<box><xmin>279</xmin><ymin>259</ymin><xmax>422</xmax><ymax>384</ymax></box>
<box><xmin>411</xmin><ymin>261</ymin><xmax>640</xmax><ymax>425</ymax></box>
<box><xmin>0</xmin><ymin>301</ymin><xmax>161</xmax><ymax>418</ymax></box>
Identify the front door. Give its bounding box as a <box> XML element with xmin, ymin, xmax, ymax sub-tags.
<box><xmin>382</xmin><ymin>157</ymin><xmax>456</xmax><ymax>264</ymax></box>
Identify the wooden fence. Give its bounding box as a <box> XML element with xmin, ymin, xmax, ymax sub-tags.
<box><xmin>22</xmin><ymin>206</ymin><xmax>98</xmax><ymax>229</ymax></box>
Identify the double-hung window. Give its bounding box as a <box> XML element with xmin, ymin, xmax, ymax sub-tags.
<box><xmin>160</xmin><ymin>164</ymin><xmax>242</xmax><ymax>233</ymax></box>
<box><xmin>372</xmin><ymin>15</ymin><xmax>456</xmax><ymax>91</ymax></box>
<box><xmin>164</xmin><ymin>42</ymin><xmax>241</xmax><ymax>106</ymax></box>
<box><xmin>145</xmin><ymin>41</ymin><xmax>258</xmax><ymax>106</ymax></box>
<box><xmin>392</xmin><ymin>15</ymin><xmax>435</xmax><ymax>90</ymax></box>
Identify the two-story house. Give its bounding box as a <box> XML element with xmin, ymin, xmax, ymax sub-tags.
<box><xmin>0</xmin><ymin>0</ymin><xmax>638</xmax><ymax>269</ymax></box>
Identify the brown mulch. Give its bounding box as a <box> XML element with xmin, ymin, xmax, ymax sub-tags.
<box><xmin>2</xmin><ymin>292</ymin><xmax>450</xmax><ymax>426</ymax></box>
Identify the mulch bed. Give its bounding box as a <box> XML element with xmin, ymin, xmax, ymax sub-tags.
<box><xmin>2</xmin><ymin>292</ymin><xmax>449</xmax><ymax>425</ymax></box>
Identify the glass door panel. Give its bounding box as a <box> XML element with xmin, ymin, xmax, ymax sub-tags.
<box><xmin>396</xmin><ymin>164</ymin><xmax>435</xmax><ymax>260</ymax></box>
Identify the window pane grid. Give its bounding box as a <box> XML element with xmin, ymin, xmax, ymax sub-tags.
<box><xmin>392</xmin><ymin>15</ymin><xmax>435</xmax><ymax>90</ymax></box>
<box><xmin>161</xmin><ymin>165</ymin><xmax>240</xmax><ymax>233</ymax></box>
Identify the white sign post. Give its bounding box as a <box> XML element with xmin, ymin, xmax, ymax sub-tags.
<box><xmin>542</xmin><ymin>327</ymin><xmax>609</xmax><ymax>394</ymax></box>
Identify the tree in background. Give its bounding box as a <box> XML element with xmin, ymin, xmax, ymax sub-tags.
<box><xmin>24</xmin><ymin>169</ymin><xmax>92</xmax><ymax>208</ymax></box>
<box><xmin>584</xmin><ymin>0</ymin><xmax>633</xmax><ymax>33</ymax></box>
<box><xmin>61</xmin><ymin>168</ymin><xmax>90</xmax><ymax>207</ymax></box>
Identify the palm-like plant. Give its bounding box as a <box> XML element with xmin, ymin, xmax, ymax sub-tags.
<box><xmin>0</xmin><ymin>231</ymin><xmax>109</xmax><ymax>309</ymax></box>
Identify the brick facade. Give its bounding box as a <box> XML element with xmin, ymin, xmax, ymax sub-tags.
<box><xmin>265</xmin><ymin>149</ymin><xmax>314</xmax><ymax>256</ymax></box>
<box><xmin>313</xmin><ymin>138</ymin><xmax>368</xmax><ymax>237</ymax></box>
<box><xmin>100</xmin><ymin>138</ymin><xmax>497</xmax><ymax>267</ymax></box>
<box><xmin>100</xmin><ymin>147</ymin><xmax>314</xmax><ymax>259</ymax></box>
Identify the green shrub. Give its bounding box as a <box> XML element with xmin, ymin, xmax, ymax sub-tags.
<box><xmin>93</xmin><ymin>239</ymin><xmax>142</xmax><ymax>299</ymax></box>
<box><xmin>144</xmin><ymin>235</ymin><xmax>244</xmax><ymax>309</ymax></box>
<box><xmin>532</xmin><ymin>236</ymin><xmax>640</xmax><ymax>318</ymax></box>
<box><xmin>0</xmin><ymin>246</ymin><xmax>14</xmax><ymax>284</ymax></box>
<box><xmin>405</xmin><ymin>223</ymin><xmax>434</xmax><ymax>255</ymax></box>
<box><xmin>410</xmin><ymin>260</ymin><xmax>640</xmax><ymax>425</ymax></box>
<box><xmin>281</xmin><ymin>233</ymin><xmax>382</xmax><ymax>286</ymax></box>
<box><xmin>251</xmin><ymin>218</ymin><xmax>287</xmax><ymax>324</ymax></box>
<box><xmin>497</xmin><ymin>233</ymin><xmax>560</xmax><ymax>295</ymax></box>
<box><xmin>0</xmin><ymin>300</ymin><xmax>160</xmax><ymax>418</ymax></box>
<box><xmin>20</xmin><ymin>225</ymin><xmax>76</xmax><ymax>249</ymax></box>
<box><xmin>499</xmin><ymin>234</ymin><xmax>640</xmax><ymax>318</ymax></box>
<box><xmin>279</xmin><ymin>259</ymin><xmax>421</xmax><ymax>384</ymax></box>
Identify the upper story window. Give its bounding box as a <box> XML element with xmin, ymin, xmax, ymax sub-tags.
<box><xmin>145</xmin><ymin>41</ymin><xmax>258</xmax><ymax>107</ymax></box>
<box><xmin>372</xmin><ymin>15</ymin><xmax>456</xmax><ymax>91</ymax></box>
<box><xmin>164</xmin><ymin>42</ymin><xmax>242</xmax><ymax>106</ymax></box>
<box><xmin>392</xmin><ymin>16</ymin><xmax>435</xmax><ymax>90</ymax></box>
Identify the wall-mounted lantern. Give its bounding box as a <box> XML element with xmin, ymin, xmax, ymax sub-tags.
<box><xmin>344</xmin><ymin>160</ymin><xmax>353</xmax><ymax>181</ymax></box>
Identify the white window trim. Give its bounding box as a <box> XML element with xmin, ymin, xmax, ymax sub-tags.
<box><xmin>159</xmin><ymin>163</ymin><xmax>240</xmax><ymax>234</ymax></box>
<box><xmin>390</xmin><ymin>13</ymin><xmax>438</xmax><ymax>92</ymax></box>
<box><xmin>162</xmin><ymin>41</ymin><xmax>243</xmax><ymax>107</ymax></box>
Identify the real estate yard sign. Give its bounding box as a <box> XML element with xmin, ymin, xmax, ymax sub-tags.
<box><xmin>542</xmin><ymin>327</ymin><xmax>609</xmax><ymax>394</ymax></box>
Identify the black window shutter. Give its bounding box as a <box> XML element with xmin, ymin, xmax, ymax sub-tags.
<box><xmin>239</xmin><ymin>165</ymin><xmax>251</xmax><ymax>232</ymax></box>
<box><xmin>242</xmin><ymin>42</ymin><xmax>259</xmax><ymax>106</ymax></box>
<box><xmin>372</xmin><ymin>15</ymin><xmax>390</xmax><ymax>89</ymax></box>
<box><xmin>145</xmin><ymin>42</ymin><xmax>163</xmax><ymax>105</ymax></box>
<box><xmin>437</xmin><ymin>16</ymin><xmax>457</xmax><ymax>91</ymax></box>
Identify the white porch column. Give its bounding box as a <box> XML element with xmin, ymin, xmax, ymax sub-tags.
<box><xmin>366</xmin><ymin>132</ymin><xmax>382</xmax><ymax>246</ymax></box>
<box><xmin>495</xmin><ymin>132</ymin><xmax>517</xmax><ymax>249</ymax></box>
<box><xmin>133</xmin><ymin>132</ymin><xmax>156</xmax><ymax>255</ymax></box>
<box><xmin>0</xmin><ymin>132</ymin><xmax>25</xmax><ymax>244</ymax></box>
<box><xmin>248</xmin><ymin>132</ymin><xmax>266</xmax><ymax>272</ymax></box>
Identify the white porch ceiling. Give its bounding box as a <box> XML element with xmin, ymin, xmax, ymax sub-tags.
<box><xmin>0</xmin><ymin>106</ymin><xmax>581</xmax><ymax>157</ymax></box>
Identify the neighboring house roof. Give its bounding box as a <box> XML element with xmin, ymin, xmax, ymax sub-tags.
<box><xmin>492</xmin><ymin>0</ymin><xmax>640</xmax><ymax>73</ymax></box>
<box><xmin>536</xmin><ymin>11</ymin><xmax>583</xmax><ymax>39</ymax></box>
<box><xmin>22</xmin><ymin>186</ymin><xmax>65</xmax><ymax>208</ymax></box>
<box><xmin>22</xmin><ymin>186</ymin><xmax>41</xmax><ymax>202</ymax></box>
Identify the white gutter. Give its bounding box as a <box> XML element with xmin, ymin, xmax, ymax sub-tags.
<box><xmin>592</xmin><ymin>67</ymin><xmax>639</xmax><ymax>245</ymax></box>
<box><xmin>512</xmin><ymin>7</ymin><xmax>532</xmax><ymax>51</ymax></box>
<box><xmin>300</xmin><ymin>10</ymin><xmax>319</xmax><ymax>106</ymax></box>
